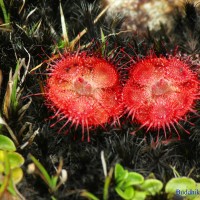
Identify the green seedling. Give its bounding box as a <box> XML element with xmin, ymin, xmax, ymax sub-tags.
<box><xmin>165</xmin><ymin>177</ymin><xmax>199</xmax><ymax>200</ymax></box>
<box><xmin>81</xmin><ymin>162</ymin><xmax>163</xmax><ymax>200</ymax></box>
<box><xmin>165</xmin><ymin>166</ymin><xmax>200</xmax><ymax>200</ymax></box>
<box><xmin>0</xmin><ymin>134</ymin><xmax>25</xmax><ymax>200</ymax></box>
<box><xmin>28</xmin><ymin>154</ymin><xmax>67</xmax><ymax>199</ymax></box>
<box><xmin>115</xmin><ymin>163</ymin><xmax>144</xmax><ymax>200</ymax></box>
<box><xmin>114</xmin><ymin>163</ymin><xmax>163</xmax><ymax>200</ymax></box>
<box><xmin>1</xmin><ymin>58</ymin><xmax>34</xmax><ymax>147</ymax></box>
<box><xmin>0</xmin><ymin>134</ymin><xmax>16</xmax><ymax>151</ymax></box>
<box><xmin>80</xmin><ymin>167</ymin><xmax>113</xmax><ymax>200</ymax></box>
<box><xmin>140</xmin><ymin>179</ymin><xmax>163</xmax><ymax>196</ymax></box>
<box><xmin>80</xmin><ymin>151</ymin><xmax>114</xmax><ymax>200</ymax></box>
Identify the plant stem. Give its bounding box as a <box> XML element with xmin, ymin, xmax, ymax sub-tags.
<box><xmin>81</xmin><ymin>191</ymin><xmax>99</xmax><ymax>200</ymax></box>
<box><xmin>103</xmin><ymin>168</ymin><xmax>113</xmax><ymax>200</ymax></box>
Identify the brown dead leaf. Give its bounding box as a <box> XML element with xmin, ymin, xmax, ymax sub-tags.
<box><xmin>2</xmin><ymin>69</ymin><xmax>13</xmax><ymax>119</ymax></box>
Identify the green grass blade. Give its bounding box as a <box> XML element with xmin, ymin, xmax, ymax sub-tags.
<box><xmin>100</xmin><ymin>28</ymin><xmax>106</xmax><ymax>56</ymax></box>
<box><xmin>29</xmin><ymin>154</ymin><xmax>53</xmax><ymax>189</ymax></box>
<box><xmin>81</xmin><ymin>191</ymin><xmax>100</xmax><ymax>200</ymax></box>
<box><xmin>0</xmin><ymin>0</ymin><xmax>10</xmax><ymax>24</ymax></box>
<box><xmin>59</xmin><ymin>1</ymin><xmax>69</xmax><ymax>47</ymax></box>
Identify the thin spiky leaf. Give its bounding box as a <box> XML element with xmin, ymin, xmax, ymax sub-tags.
<box><xmin>59</xmin><ymin>1</ymin><xmax>69</xmax><ymax>47</ymax></box>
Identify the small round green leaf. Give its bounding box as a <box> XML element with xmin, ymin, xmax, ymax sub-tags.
<box><xmin>132</xmin><ymin>191</ymin><xmax>147</xmax><ymax>200</ymax></box>
<box><xmin>115</xmin><ymin>186</ymin><xmax>135</xmax><ymax>200</ymax></box>
<box><xmin>0</xmin><ymin>135</ymin><xmax>16</xmax><ymax>151</ymax></box>
<box><xmin>165</xmin><ymin>177</ymin><xmax>196</xmax><ymax>196</ymax></box>
<box><xmin>7</xmin><ymin>152</ymin><xmax>24</xmax><ymax>169</ymax></box>
<box><xmin>115</xmin><ymin>164</ymin><xmax>128</xmax><ymax>183</ymax></box>
<box><xmin>124</xmin><ymin>172</ymin><xmax>144</xmax><ymax>187</ymax></box>
<box><xmin>140</xmin><ymin>179</ymin><xmax>163</xmax><ymax>196</ymax></box>
<box><xmin>11</xmin><ymin>167</ymin><xmax>23</xmax><ymax>184</ymax></box>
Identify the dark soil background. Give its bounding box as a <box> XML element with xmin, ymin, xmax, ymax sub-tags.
<box><xmin>0</xmin><ymin>0</ymin><xmax>200</xmax><ymax>199</ymax></box>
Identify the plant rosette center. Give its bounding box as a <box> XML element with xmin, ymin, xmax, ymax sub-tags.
<box><xmin>45</xmin><ymin>52</ymin><xmax>123</xmax><ymax>134</ymax></box>
<box><xmin>123</xmin><ymin>57</ymin><xmax>199</xmax><ymax>133</ymax></box>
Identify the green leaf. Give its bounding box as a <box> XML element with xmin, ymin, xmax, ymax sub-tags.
<box><xmin>103</xmin><ymin>168</ymin><xmax>113</xmax><ymax>200</ymax></box>
<box><xmin>51</xmin><ymin>176</ymin><xmax>58</xmax><ymax>188</ymax></box>
<box><xmin>29</xmin><ymin>154</ymin><xmax>53</xmax><ymax>189</ymax></box>
<box><xmin>81</xmin><ymin>191</ymin><xmax>100</xmax><ymax>200</ymax></box>
<box><xmin>7</xmin><ymin>152</ymin><xmax>24</xmax><ymax>169</ymax></box>
<box><xmin>115</xmin><ymin>187</ymin><xmax>134</xmax><ymax>200</ymax></box>
<box><xmin>100</xmin><ymin>28</ymin><xmax>106</xmax><ymax>56</ymax></box>
<box><xmin>123</xmin><ymin>172</ymin><xmax>144</xmax><ymax>188</ymax></box>
<box><xmin>11</xmin><ymin>167</ymin><xmax>23</xmax><ymax>184</ymax></box>
<box><xmin>0</xmin><ymin>0</ymin><xmax>10</xmax><ymax>25</ymax></box>
<box><xmin>0</xmin><ymin>175</ymin><xmax>9</xmax><ymax>196</ymax></box>
<box><xmin>165</xmin><ymin>177</ymin><xmax>197</xmax><ymax>199</ymax></box>
<box><xmin>7</xmin><ymin>178</ymin><xmax>17</xmax><ymax>196</ymax></box>
<box><xmin>140</xmin><ymin>179</ymin><xmax>163</xmax><ymax>196</ymax></box>
<box><xmin>115</xmin><ymin>164</ymin><xmax>124</xmax><ymax>179</ymax></box>
<box><xmin>60</xmin><ymin>1</ymin><xmax>69</xmax><ymax>46</ymax></box>
<box><xmin>132</xmin><ymin>191</ymin><xmax>147</xmax><ymax>200</ymax></box>
<box><xmin>115</xmin><ymin>164</ymin><xmax>128</xmax><ymax>184</ymax></box>
<box><xmin>51</xmin><ymin>196</ymin><xmax>57</xmax><ymax>200</ymax></box>
<box><xmin>0</xmin><ymin>135</ymin><xmax>16</xmax><ymax>151</ymax></box>
<box><xmin>165</xmin><ymin>177</ymin><xmax>196</xmax><ymax>194</ymax></box>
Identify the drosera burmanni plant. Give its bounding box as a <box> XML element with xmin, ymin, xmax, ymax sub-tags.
<box><xmin>122</xmin><ymin>55</ymin><xmax>200</xmax><ymax>140</ymax></box>
<box><xmin>45</xmin><ymin>51</ymin><xmax>123</xmax><ymax>142</ymax></box>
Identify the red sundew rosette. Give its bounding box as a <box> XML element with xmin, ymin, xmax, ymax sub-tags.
<box><xmin>122</xmin><ymin>57</ymin><xmax>199</xmax><ymax>137</ymax></box>
<box><xmin>45</xmin><ymin>53</ymin><xmax>123</xmax><ymax>139</ymax></box>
